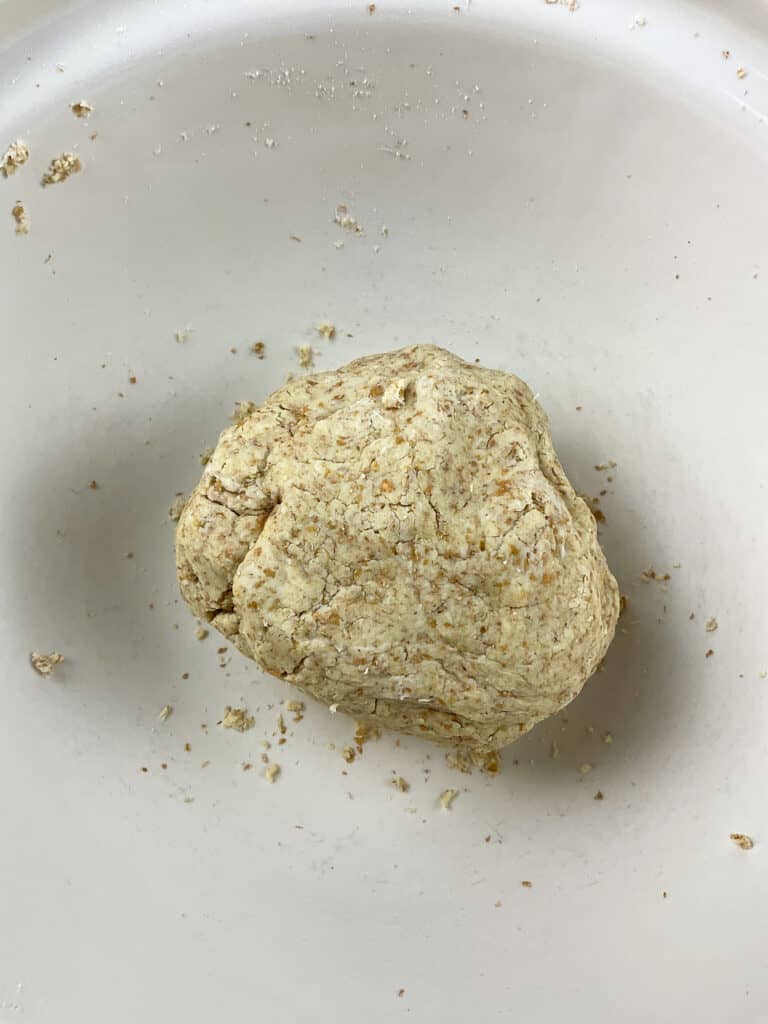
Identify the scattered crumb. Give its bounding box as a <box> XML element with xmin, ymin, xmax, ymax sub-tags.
<box><xmin>1</xmin><ymin>140</ymin><xmax>29</xmax><ymax>178</ymax></box>
<box><xmin>602</xmin><ymin>732</ymin><xmax>613</xmax><ymax>744</ymax></box>
<box><xmin>706</xmin><ymin>617</ymin><xmax>718</xmax><ymax>633</ymax></box>
<box><xmin>30</xmin><ymin>651</ymin><xmax>64</xmax><ymax>677</ymax></box>
<box><xmin>249</xmin><ymin>341</ymin><xmax>266</xmax><ymax>358</ymax></box>
<box><xmin>184</xmin><ymin>741</ymin><xmax>191</xmax><ymax>752</ymax></box>
<box><xmin>277</xmin><ymin>714</ymin><xmax>287</xmax><ymax>735</ymax></box>
<box><xmin>198</xmin><ymin>446</ymin><xmax>215</xmax><ymax>468</ymax></box>
<box><xmin>736</xmin><ymin>66</ymin><xmax>747</xmax><ymax>79</ymax></box>
<box><xmin>265</xmin><ymin>763</ymin><xmax>281</xmax><ymax>783</ymax></box>
<box><xmin>220</xmin><ymin>706</ymin><xmax>255</xmax><ymax>732</ymax></box>
<box><xmin>478</xmin><ymin>749</ymin><xmax>502</xmax><ymax>775</ymax></box>
<box><xmin>369</xmin><ymin>2</ymin><xmax>376</xmax><ymax>11</ymax></box>
<box><xmin>317</xmin><ymin>321</ymin><xmax>336</xmax><ymax>340</ymax></box>
<box><xmin>630</xmin><ymin>14</ymin><xmax>646</xmax><ymax>28</ymax></box>
<box><xmin>722</xmin><ymin>49</ymin><xmax>730</xmax><ymax>60</ymax></box>
<box><xmin>521</xmin><ymin>880</ymin><xmax>533</xmax><ymax>888</ymax></box>
<box><xmin>594</xmin><ymin>790</ymin><xmax>604</xmax><ymax>801</ymax></box>
<box><xmin>354</xmin><ymin>721</ymin><xmax>381</xmax><ymax>751</ymax></box>
<box><xmin>158</xmin><ymin>704</ymin><xmax>173</xmax><ymax>722</ymax></box>
<box><xmin>11</xmin><ymin>202</ymin><xmax>28</xmax><ymax>235</ymax></box>
<box><xmin>231</xmin><ymin>400</ymin><xmax>256</xmax><ymax>425</ymax></box>
<box><xmin>297</xmin><ymin>344</ymin><xmax>315</xmax><ymax>369</ymax></box>
<box><xmin>662</xmin><ymin>890</ymin><xmax>669</xmax><ymax>899</ymax></box>
<box><xmin>342</xmin><ymin>745</ymin><xmax>356</xmax><ymax>763</ymax></box>
<box><xmin>242</xmin><ymin>762</ymin><xmax>253</xmax><ymax>771</ymax></box>
<box><xmin>594</xmin><ymin>460</ymin><xmax>617</xmax><ymax>471</ymax></box>
<box><xmin>445</xmin><ymin>747</ymin><xmax>501</xmax><ymax>775</ymax></box>
<box><xmin>168</xmin><ymin>493</ymin><xmax>186</xmax><ymax>522</ymax></box>
<box><xmin>71</xmin><ymin>101</ymin><xmax>93</xmax><ymax>119</ymax></box>
<box><xmin>619</xmin><ymin>594</ymin><xmax>629</xmax><ymax>617</ymax></box>
<box><xmin>705</xmin><ymin>649</ymin><xmax>714</xmax><ymax>659</ymax></box>
<box><xmin>397</xmin><ymin>989</ymin><xmax>405</xmax><ymax>998</ymax></box>
<box><xmin>333</xmin><ymin>203</ymin><xmax>363</xmax><ymax>234</ymax></box>
<box><xmin>41</xmin><ymin>152</ymin><xmax>82</xmax><ymax>187</ymax></box>
<box><xmin>88</xmin><ymin>480</ymin><xmax>99</xmax><ymax>490</ymax></box>
<box><xmin>550</xmin><ymin>740</ymin><xmax>559</xmax><ymax>759</ymax></box>
<box><xmin>640</xmin><ymin>568</ymin><xmax>671</xmax><ymax>583</ymax></box>
<box><xmin>494</xmin><ymin>899</ymin><xmax>502</xmax><ymax>908</ymax></box>
<box><xmin>175</xmin><ymin>326</ymin><xmax>193</xmax><ymax>343</ymax></box>
<box><xmin>579</xmin><ymin>762</ymin><xmax>593</xmax><ymax>775</ymax></box>
<box><xmin>439</xmin><ymin>788</ymin><xmax>459</xmax><ymax>810</ymax></box>
<box><xmin>730</xmin><ymin>833</ymin><xmax>754</xmax><ymax>851</ymax></box>
<box><xmin>391</xmin><ymin>776</ymin><xmax>410</xmax><ymax>793</ymax></box>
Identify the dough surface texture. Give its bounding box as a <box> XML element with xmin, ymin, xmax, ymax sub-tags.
<box><xmin>176</xmin><ymin>345</ymin><xmax>619</xmax><ymax>751</ymax></box>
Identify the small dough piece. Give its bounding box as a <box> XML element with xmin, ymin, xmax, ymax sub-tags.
<box><xmin>176</xmin><ymin>345</ymin><xmax>619</xmax><ymax>751</ymax></box>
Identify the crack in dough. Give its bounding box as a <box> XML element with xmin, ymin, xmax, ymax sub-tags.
<box><xmin>176</xmin><ymin>345</ymin><xmax>619</xmax><ymax>751</ymax></box>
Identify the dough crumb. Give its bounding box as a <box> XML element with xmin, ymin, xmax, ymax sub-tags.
<box><xmin>391</xmin><ymin>776</ymin><xmax>410</xmax><ymax>792</ymax></box>
<box><xmin>195</xmin><ymin>626</ymin><xmax>209</xmax><ymax>640</ymax></box>
<box><xmin>158</xmin><ymin>704</ymin><xmax>173</xmax><ymax>721</ymax></box>
<box><xmin>594</xmin><ymin>460</ymin><xmax>617</xmax><ymax>471</ymax></box>
<box><xmin>285</xmin><ymin>699</ymin><xmax>305</xmax><ymax>712</ymax></box>
<box><xmin>381</xmin><ymin>379</ymin><xmax>407</xmax><ymax>409</ymax></box>
<box><xmin>342</xmin><ymin>745</ymin><xmax>356</xmax><ymax>763</ymax></box>
<box><xmin>249</xmin><ymin>341</ymin><xmax>266</xmax><ymax>358</ymax></box>
<box><xmin>297</xmin><ymin>344</ymin><xmax>315</xmax><ymax>369</ymax></box>
<box><xmin>521</xmin><ymin>880</ymin><xmax>533</xmax><ymax>888</ymax></box>
<box><xmin>11</xmin><ymin>202</ymin><xmax>29</xmax><ymax>235</ymax></box>
<box><xmin>354</xmin><ymin>721</ymin><xmax>381</xmax><ymax>751</ymax></box>
<box><xmin>175</xmin><ymin>326</ymin><xmax>193</xmax><ymax>343</ymax></box>
<box><xmin>439</xmin><ymin>788</ymin><xmax>459</xmax><ymax>810</ymax></box>
<box><xmin>736</xmin><ymin>66</ymin><xmax>747</xmax><ymax>79</ymax></box>
<box><xmin>265</xmin><ymin>763</ymin><xmax>281</xmax><ymax>783</ymax></box>
<box><xmin>220</xmin><ymin>706</ymin><xmax>255</xmax><ymax>732</ymax></box>
<box><xmin>41</xmin><ymin>152</ymin><xmax>82</xmax><ymax>186</ymax></box>
<box><xmin>231</xmin><ymin>400</ymin><xmax>256</xmax><ymax>425</ymax></box>
<box><xmin>1</xmin><ymin>140</ymin><xmax>29</xmax><ymax>177</ymax></box>
<box><xmin>333</xmin><ymin>203</ymin><xmax>363</xmax><ymax>234</ymax></box>
<box><xmin>71</xmin><ymin>101</ymin><xmax>93</xmax><ymax>118</ymax></box>
<box><xmin>640</xmin><ymin>567</ymin><xmax>671</xmax><ymax>583</ymax></box>
<box><xmin>705</xmin><ymin>617</ymin><xmax>718</xmax><ymax>633</ymax></box>
<box><xmin>602</xmin><ymin>732</ymin><xmax>613</xmax><ymax>744</ymax></box>
<box><xmin>594</xmin><ymin>790</ymin><xmax>604</xmax><ymax>800</ymax></box>
<box><xmin>447</xmin><ymin>747</ymin><xmax>502</xmax><ymax>775</ymax></box>
<box><xmin>317</xmin><ymin>321</ymin><xmax>336</xmax><ymax>339</ymax></box>
<box><xmin>579</xmin><ymin>762</ymin><xmax>593</xmax><ymax>774</ymax></box>
<box><xmin>730</xmin><ymin>833</ymin><xmax>754</xmax><ymax>851</ymax></box>
<box><xmin>168</xmin><ymin>493</ymin><xmax>187</xmax><ymax>521</ymax></box>
<box><xmin>30</xmin><ymin>651</ymin><xmax>64</xmax><ymax>677</ymax></box>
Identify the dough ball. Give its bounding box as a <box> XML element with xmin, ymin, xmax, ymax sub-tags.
<box><xmin>176</xmin><ymin>345</ymin><xmax>619</xmax><ymax>751</ymax></box>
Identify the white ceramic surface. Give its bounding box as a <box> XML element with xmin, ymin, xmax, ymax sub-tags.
<box><xmin>2</xmin><ymin>1</ymin><xmax>767</xmax><ymax>1021</ymax></box>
